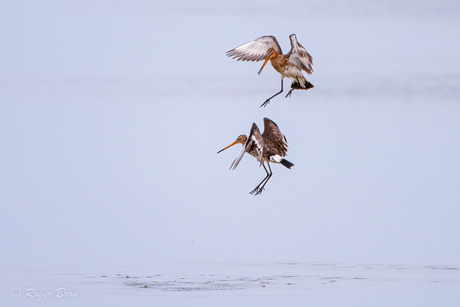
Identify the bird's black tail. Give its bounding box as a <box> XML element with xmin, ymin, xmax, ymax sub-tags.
<box><xmin>291</xmin><ymin>77</ymin><xmax>314</xmax><ymax>90</ymax></box>
<box><xmin>280</xmin><ymin>159</ymin><xmax>294</xmax><ymax>169</ymax></box>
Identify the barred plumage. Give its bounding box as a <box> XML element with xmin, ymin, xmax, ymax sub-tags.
<box><xmin>217</xmin><ymin>118</ymin><xmax>294</xmax><ymax>195</ymax></box>
<box><xmin>227</xmin><ymin>34</ymin><xmax>314</xmax><ymax>107</ymax></box>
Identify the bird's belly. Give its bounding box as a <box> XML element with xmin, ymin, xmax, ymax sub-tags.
<box><xmin>246</xmin><ymin>149</ymin><xmax>256</xmax><ymax>157</ymax></box>
<box><xmin>249</xmin><ymin>152</ymin><xmax>262</xmax><ymax>162</ymax></box>
<box><xmin>248</xmin><ymin>151</ymin><xmax>267</xmax><ymax>164</ymax></box>
<box><xmin>273</xmin><ymin>63</ymin><xmax>301</xmax><ymax>78</ymax></box>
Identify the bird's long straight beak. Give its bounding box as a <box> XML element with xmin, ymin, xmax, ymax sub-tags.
<box><xmin>217</xmin><ymin>141</ymin><xmax>238</xmax><ymax>154</ymax></box>
<box><xmin>258</xmin><ymin>53</ymin><xmax>271</xmax><ymax>75</ymax></box>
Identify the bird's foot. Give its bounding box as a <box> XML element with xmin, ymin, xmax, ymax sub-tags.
<box><xmin>260</xmin><ymin>99</ymin><xmax>271</xmax><ymax>108</ymax></box>
<box><xmin>285</xmin><ymin>90</ymin><xmax>294</xmax><ymax>98</ymax></box>
<box><xmin>249</xmin><ymin>186</ymin><xmax>264</xmax><ymax>196</ymax></box>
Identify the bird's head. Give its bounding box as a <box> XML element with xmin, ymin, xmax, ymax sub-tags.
<box><xmin>266</xmin><ymin>48</ymin><xmax>277</xmax><ymax>58</ymax></box>
<box><xmin>217</xmin><ymin>135</ymin><xmax>247</xmax><ymax>153</ymax></box>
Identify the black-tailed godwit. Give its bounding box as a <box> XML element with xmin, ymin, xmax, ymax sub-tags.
<box><xmin>218</xmin><ymin>118</ymin><xmax>294</xmax><ymax>195</ymax></box>
<box><xmin>227</xmin><ymin>34</ymin><xmax>314</xmax><ymax>107</ymax></box>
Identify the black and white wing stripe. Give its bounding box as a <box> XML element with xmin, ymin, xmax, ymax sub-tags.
<box><xmin>226</xmin><ymin>36</ymin><xmax>283</xmax><ymax>62</ymax></box>
<box><xmin>286</xmin><ymin>34</ymin><xmax>313</xmax><ymax>74</ymax></box>
<box><xmin>230</xmin><ymin>123</ymin><xmax>264</xmax><ymax>170</ymax></box>
<box><xmin>246</xmin><ymin>123</ymin><xmax>264</xmax><ymax>164</ymax></box>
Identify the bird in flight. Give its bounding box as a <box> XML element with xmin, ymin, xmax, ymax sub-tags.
<box><xmin>218</xmin><ymin>118</ymin><xmax>294</xmax><ymax>195</ymax></box>
<box><xmin>226</xmin><ymin>34</ymin><xmax>314</xmax><ymax>107</ymax></box>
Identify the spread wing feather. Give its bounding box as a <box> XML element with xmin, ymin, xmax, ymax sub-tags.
<box><xmin>286</xmin><ymin>34</ymin><xmax>313</xmax><ymax>74</ymax></box>
<box><xmin>262</xmin><ymin>118</ymin><xmax>288</xmax><ymax>158</ymax></box>
<box><xmin>230</xmin><ymin>145</ymin><xmax>247</xmax><ymax>170</ymax></box>
<box><xmin>231</xmin><ymin>123</ymin><xmax>264</xmax><ymax>169</ymax></box>
<box><xmin>247</xmin><ymin>123</ymin><xmax>264</xmax><ymax>166</ymax></box>
<box><xmin>226</xmin><ymin>36</ymin><xmax>283</xmax><ymax>62</ymax></box>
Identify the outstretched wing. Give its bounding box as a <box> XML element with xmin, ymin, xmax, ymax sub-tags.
<box><xmin>230</xmin><ymin>123</ymin><xmax>264</xmax><ymax>170</ymax></box>
<box><xmin>226</xmin><ymin>36</ymin><xmax>282</xmax><ymax>62</ymax></box>
<box><xmin>229</xmin><ymin>145</ymin><xmax>246</xmax><ymax>170</ymax></box>
<box><xmin>262</xmin><ymin>118</ymin><xmax>288</xmax><ymax>158</ymax></box>
<box><xmin>286</xmin><ymin>34</ymin><xmax>313</xmax><ymax>74</ymax></box>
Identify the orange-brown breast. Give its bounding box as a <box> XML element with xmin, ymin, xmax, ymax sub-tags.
<box><xmin>270</xmin><ymin>55</ymin><xmax>292</xmax><ymax>75</ymax></box>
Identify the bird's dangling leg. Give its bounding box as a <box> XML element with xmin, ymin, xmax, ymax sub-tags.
<box><xmin>285</xmin><ymin>77</ymin><xmax>300</xmax><ymax>98</ymax></box>
<box><xmin>254</xmin><ymin>163</ymin><xmax>272</xmax><ymax>195</ymax></box>
<box><xmin>249</xmin><ymin>163</ymin><xmax>272</xmax><ymax>196</ymax></box>
<box><xmin>260</xmin><ymin>78</ymin><xmax>283</xmax><ymax>108</ymax></box>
